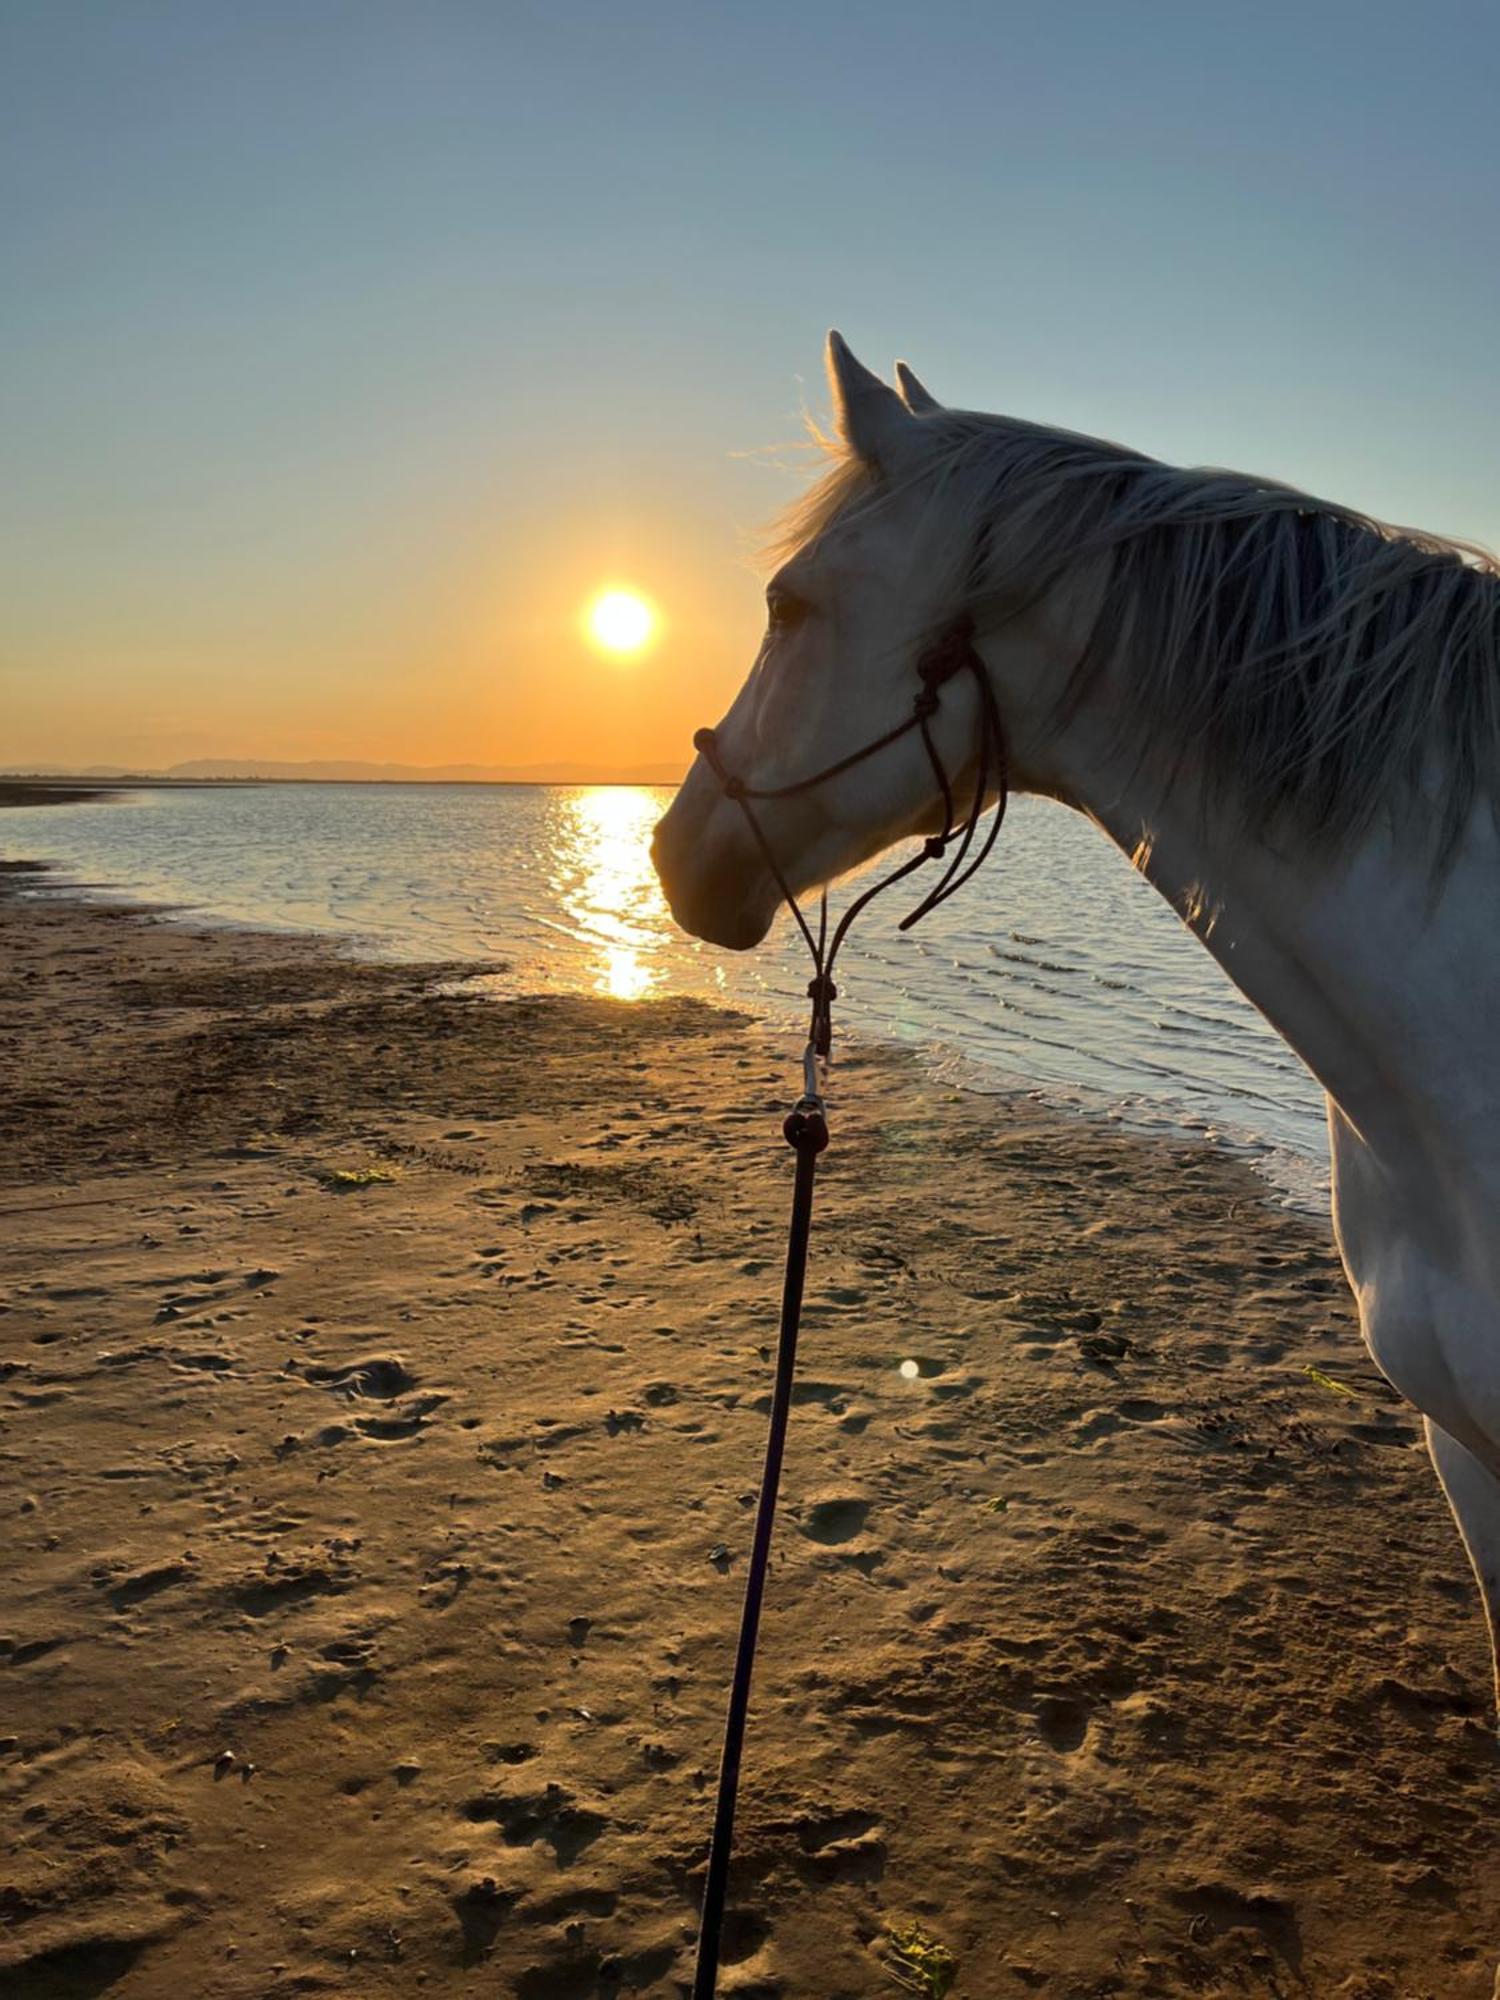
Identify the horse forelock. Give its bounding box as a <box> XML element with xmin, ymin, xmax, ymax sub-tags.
<box><xmin>766</xmin><ymin>409</ymin><xmax>1500</xmax><ymax>866</ymax></box>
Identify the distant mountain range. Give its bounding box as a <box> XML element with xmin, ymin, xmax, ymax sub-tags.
<box><xmin>3</xmin><ymin>758</ymin><xmax>686</xmax><ymax>785</ymax></box>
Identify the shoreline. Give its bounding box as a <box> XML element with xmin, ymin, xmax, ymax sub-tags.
<box><xmin>2</xmin><ymin>877</ymin><xmax>1497</xmax><ymax>1995</ymax></box>
<box><xmin>0</xmin><ymin>843</ymin><xmax>1330</xmax><ymax>1216</ymax></box>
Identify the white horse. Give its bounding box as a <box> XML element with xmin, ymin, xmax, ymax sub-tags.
<box><xmin>653</xmin><ymin>331</ymin><xmax>1500</xmax><ymax>1711</ymax></box>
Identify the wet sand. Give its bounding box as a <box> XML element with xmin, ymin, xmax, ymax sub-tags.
<box><xmin>1</xmin><ymin>875</ymin><xmax>1496</xmax><ymax>1998</ymax></box>
<box><xmin>0</xmin><ymin>783</ymin><xmax>112</xmax><ymax>810</ymax></box>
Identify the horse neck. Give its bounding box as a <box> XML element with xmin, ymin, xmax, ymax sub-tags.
<box><xmin>1062</xmin><ymin>738</ymin><xmax>1500</xmax><ymax>1199</ymax></box>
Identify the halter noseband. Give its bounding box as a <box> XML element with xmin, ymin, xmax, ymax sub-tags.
<box><xmin>692</xmin><ymin>615</ymin><xmax>1010</xmax><ymax>1064</ymax></box>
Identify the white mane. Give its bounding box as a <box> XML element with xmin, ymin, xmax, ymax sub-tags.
<box><xmin>773</xmin><ymin>412</ymin><xmax>1500</xmax><ymax>862</ymax></box>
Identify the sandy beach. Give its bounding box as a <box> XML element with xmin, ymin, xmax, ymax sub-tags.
<box><xmin>2</xmin><ymin>870</ymin><xmax>1497</xmax><ymax>1999</ymax></box>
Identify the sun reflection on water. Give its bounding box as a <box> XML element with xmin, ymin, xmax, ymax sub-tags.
<box><xmin>552</xmin><ymin>786</ymin><xmax>670</xmax><ymax>1000</ymax></box>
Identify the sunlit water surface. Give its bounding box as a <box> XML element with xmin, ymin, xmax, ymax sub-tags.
<box><xmin>4</xmin><ymin>783</ymin><xmax>1328</xmax><ymax>1205</ymax></box>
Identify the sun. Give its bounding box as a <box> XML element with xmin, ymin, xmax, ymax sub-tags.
<box><xmin>585</xmin><ymin>587</ymin><xmax>657</xmax><ymax>656</ymax></box>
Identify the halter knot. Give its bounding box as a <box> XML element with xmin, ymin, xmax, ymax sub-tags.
<box><xmin>806</xmin><ymin>974</ymin><xmax>838</xmax><ymax>1006</ymax></box>
<box><xmin>923</xmin><ymin>835</ymin><xmax>947</xmax><ymax>860</ymax></box>
<box><xmin>917</xmin><ymin>615</ymin><xmax>978</xmax><ymax>687</ymax></box>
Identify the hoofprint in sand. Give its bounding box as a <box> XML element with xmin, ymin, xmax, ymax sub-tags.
<box><xmin>1</xmin><ymin>882</ymin><xmax>1495</xmax><ymax>1998</ymax></box>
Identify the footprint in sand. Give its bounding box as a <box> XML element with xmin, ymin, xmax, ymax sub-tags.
<box><xmin>1073</xmin><ymin>1396</ymin><xmax>1169</xmax><ymax>1446</ymax></box>
<box><xmin>227</xmin><ymin>1546</ymin><xmax>355</xmax><ymax>1614</ymax></box>
<box><xmin>514</xmin><ymin>1942</ymin><xmax>678</xmax><ymax>2000</ymax></box>
<box><xmin>461</xmin><ymin>1781</ymin><xmax>607</xmax><ymax>1866</ymax></box>
<box><xmin>800</xmin><ymin>1496</ymin><xmax>871</xmax><ymax>1545</ymax></box>
<box><xmin>1033</xmin><ymin>1692</ymin><xmax>1091</xmax><ymax>1753</ymax></box>
<box><xmin>452</xmin><ymin>1878</ymin><xmax>521</xmax><ymax>1966</ymax></box>
<box><xmin>353</xmin><ymin>1393</ymin><xmax>448</xmax><ymax>1440</ymax></box>
<box><xmin>749</xmin><ymin>1378</ymin><xmax>850</xmax><ymax>1417</ymax></box>
<box><xmin>303</xmin><ymin>1356</ymin><xmax>416</xmax><ymax>1399</ymax></box>
<box><xmin>718</xmin><ymin>1906</ymin><xmax>772</xmax><ymax>1965</ymax></box>
<box><xmin>169</xmin><ymin>1349</ymin><xmax>237</xmax><ymax>1375</ymax></box>
<box><xmin>789</xmin><ymin>1807</ymin><xmax>888</xmax><ymax>1883</ymax></box>
<box><xmin>482</xmin><ymin>1740</ymin><xmax>540</xmax><ymax>1766</ymax></box>
<box><xmin>97</xmin><ymin>1558</ymin><xmax>197</xmax><ymax>1610</ymax></box>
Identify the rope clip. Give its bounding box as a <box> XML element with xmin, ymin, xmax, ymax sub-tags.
<box><xmin>782</xmin><ymin>1096</ymin><xmax>829</xmax><ymax>1154</ymax></box>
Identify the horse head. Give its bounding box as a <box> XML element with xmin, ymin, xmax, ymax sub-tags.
<box><xmin>651</xmin><ymin>334</ymin><xmax>1096</xmax><ymax>950</ymax></box>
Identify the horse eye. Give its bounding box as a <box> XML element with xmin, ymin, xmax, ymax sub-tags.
<box><xmin>767</xmin><ymin>591</ymin><xmax>809</xmax><ymax>633</ymax></box>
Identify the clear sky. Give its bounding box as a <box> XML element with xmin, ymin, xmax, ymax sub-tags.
<box><xmin>3</xmin><ymin>0</ymin><xmax>1497</xmax><ymax>773</ymax></box>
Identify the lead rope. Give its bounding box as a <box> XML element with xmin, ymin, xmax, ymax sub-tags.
<box><xmin>689</xmin><ymin>619</ymin><xmax>1008</xmax><ymax>1998</ymax></box>
<box><xmin>690</xmin><ymin>1085</ymin><xmax>826</xmax><ymax>2000</ymax></box>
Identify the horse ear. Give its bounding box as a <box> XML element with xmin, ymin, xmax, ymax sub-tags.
<box><xmin>826</xmin><ymin>330</ymin><xmax>918</xmax><ymax>468</ymax></box>
<box><xmin>895</xmin><ymin>360</ymin><xmax>942</xmax><ymax>415</ymax></box>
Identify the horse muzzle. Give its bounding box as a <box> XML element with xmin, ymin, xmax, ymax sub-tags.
<box><xmin>651</xmin><ymin>766</ymin><xmax>782</xmax><ymax>950</ymax></box>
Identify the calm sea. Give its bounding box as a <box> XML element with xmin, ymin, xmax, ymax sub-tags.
<box><xmin>4</xmin><ymin>783</ymin><xmax>1327</xmax><ymax>1205</ymax></box>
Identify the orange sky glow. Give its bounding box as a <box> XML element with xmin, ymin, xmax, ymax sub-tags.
<box><xmin>5</xmin><ymin>484</ymin><xmax>772</xmax><ymax>776</ymax></box>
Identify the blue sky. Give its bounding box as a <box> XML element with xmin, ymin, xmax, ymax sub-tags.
<box><xmin>3</xmin><ymin>1</ymin><xmax>1496</xmax><ymax>768</ymax></box>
